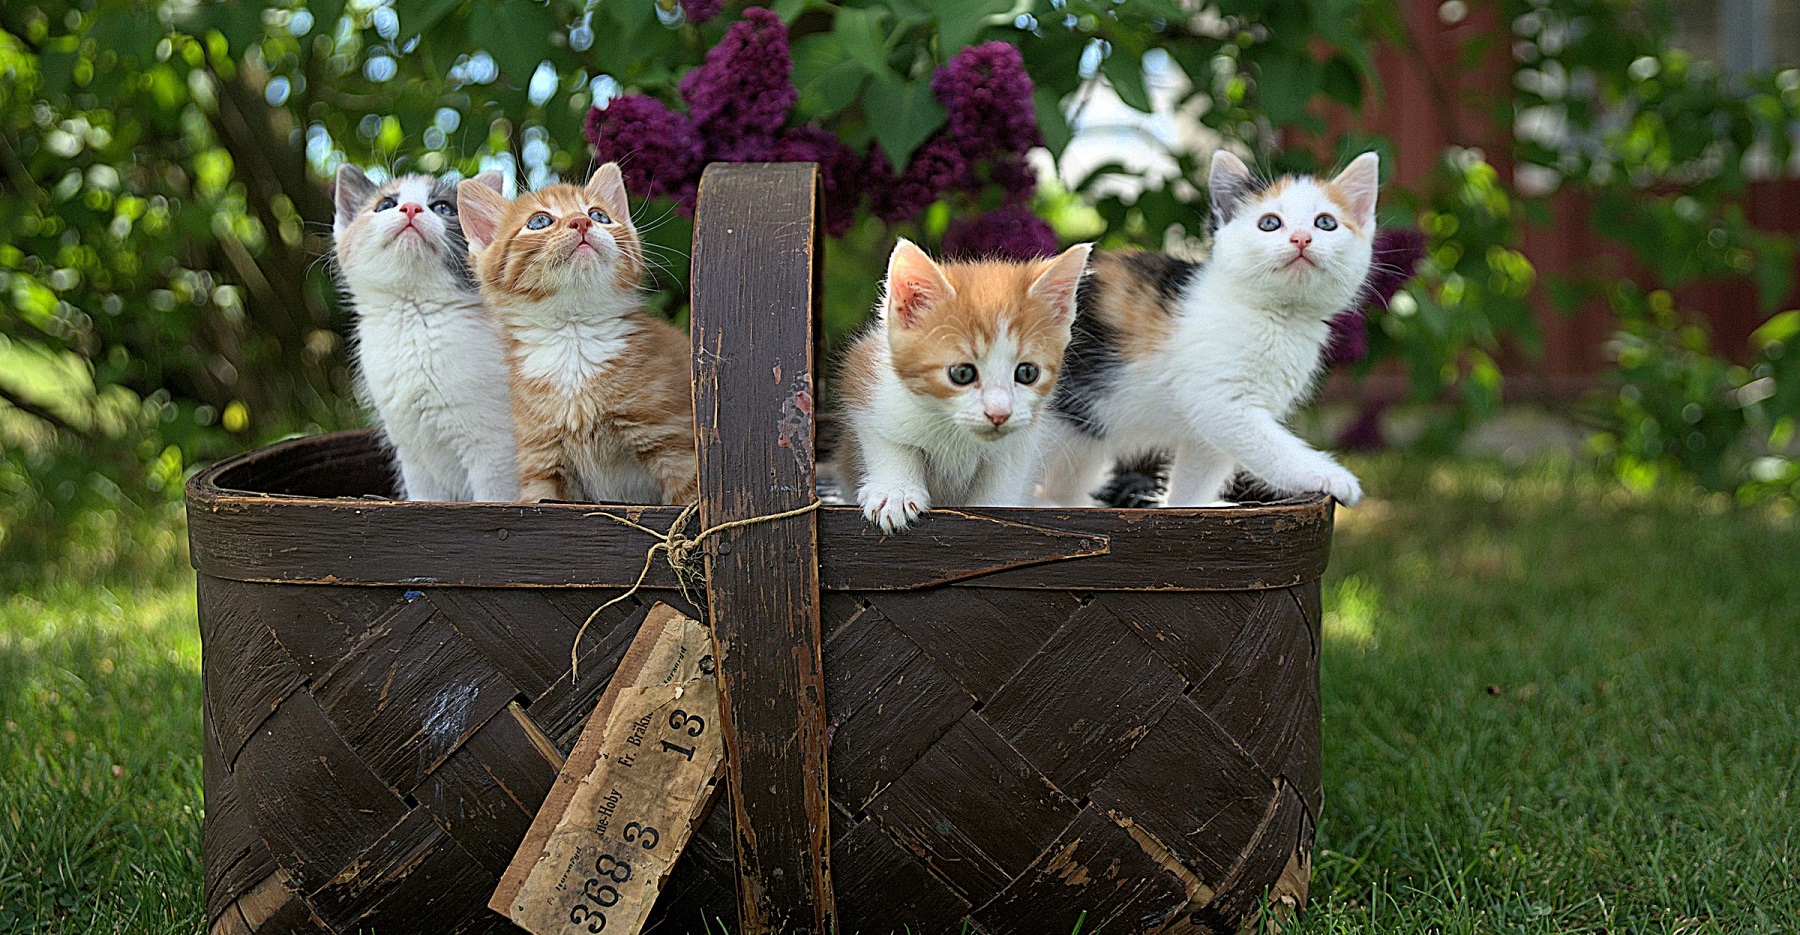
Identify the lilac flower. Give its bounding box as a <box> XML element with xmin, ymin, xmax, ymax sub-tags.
<box><xmin>678</xmin><ymin>7</ymin><xmax>796</xmax><ymax>161</ymax></box>
<box><xmin>773</xmin><ymin>126</ymin><xmax>864</xmax><ymax>235</ymax></box>
<box><xmin>932</xmin><ymin>42</ymin><xmax>1040</xmax><ymax>158</ymax></box>
<box><xmin>985</xmin><ymin>153</ymin><xmax>1039</xmax><ymax>203</ymax></box>
<box><xmin>583</xmin><ymin>94</ymin><xmax>703</xmax><ymax>200</ymax></box>
<box><xmin>1362</xmin><ymin>227</ymin><xmax>1428</xmax><ymax>311</ymax></box>
<box><xmin>941</xmin><ymin>205</ymin><xmax>1059</xmax><ymax>261</ymax></box>
<box><xmin>681</xmin><ymin>0</ymin><xmax>724</xmax><ymax>24</ymax></box>
<box><xmin>872</xmin><ymin>136</ymin><xmax>969</xmax><ymax>224</ymax></box>
<box><xmin>1325</xmin><ymin>310</ymin><xmax>1370</xmax><ymax>365</ymax></box>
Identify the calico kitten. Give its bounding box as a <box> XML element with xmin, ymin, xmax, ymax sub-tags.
<box><xmin>836</xmin><ymin>239</ymin><xmax>1092</xmax><ymax>531</ymax></box>
<box><xmin>1043</xmin><ymin>151</ymin><xmax>1379</xmax><ymax>507</ymax></box>
<box><xmin>332</xmin><ymin>166</ymin><xmax>520</xmax><ymax>502</ymax></box>
<box><xmin>456</xmin><ymin>164</ymin><xmax>696</xmax><ymax>505</ymax></box>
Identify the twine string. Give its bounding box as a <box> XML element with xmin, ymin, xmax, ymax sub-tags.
<box><xmin>570</xmin><ymin>499</ymin><xmax>823</xmax><ymax>676</ymax></box>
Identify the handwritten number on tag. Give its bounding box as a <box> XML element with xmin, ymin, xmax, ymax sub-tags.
<box><xmin>623</xmin><ymin>822</ymin><xmax>660</xmax><ymax>850</ymax></box>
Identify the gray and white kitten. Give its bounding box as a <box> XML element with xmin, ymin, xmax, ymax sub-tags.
<box><xmin>332</xmin><ymin>166</ymin><xmax>519</xmax><ymax>501</ymax></box>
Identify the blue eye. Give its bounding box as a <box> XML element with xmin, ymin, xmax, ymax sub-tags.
<box><xmin>431</xmin><ymin>201</ymin><xmax>456</xmax><ymax>218</ymax></box>
<box><xmin>588</xmin><ymin>208</ymin><xmax>612</xmax><ymax>225</ymax></box>
<box><xmin>375</xmin><ymin>196</ymin><xmax>397</xmax><ymax>212</ymax></box>
<box><xmin>1257</xmin><ymin>213</ymin><xmax>1281</xmax><ymax>232</ymax></box>
<box><xmin>526</xmin><ymin>212</ymin><xmax>554</xmax><ymax>230</ymax></box>
<box><xmin>1315</xmin><ymin>213</ymin><xmax>1338</xmax><ymax>231</ymax></box>
<box><xmin>947</xmin><ymin>364</ymin><xmax>977</xmax><ymax>386</ymax></box>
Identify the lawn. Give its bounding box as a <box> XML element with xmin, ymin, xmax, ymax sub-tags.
<box><xmin>1</xmin><ymin>454</ymin><xmax>1795</xmax><ymax>933</ymax></box>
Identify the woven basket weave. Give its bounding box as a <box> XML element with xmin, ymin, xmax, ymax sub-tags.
<box><xmin>191</xmin><ymin>163</ymin><xmax>1332</xmax><ymax>935</ymax></box>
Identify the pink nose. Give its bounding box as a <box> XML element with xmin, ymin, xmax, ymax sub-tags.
<box><xmin>1289</xmin><ymin>229</ymin><xmax>1312</xmax><ymax>251</ymax></box>
<box><xmin>400</xmin><ymin>202</ymin><xmax>423</xmax><ymax>220</ymax></box>
<box><xmin>986</xmin><ymin>411</ymin><xmax>1010</xmax><ymax>427</ymax></box>
<box><xmin>569</xmin><ymin>215</ymin><xmax>592</xmax><ymax>233</ymax></box>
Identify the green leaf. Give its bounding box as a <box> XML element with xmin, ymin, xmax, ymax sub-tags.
<box><xmin>308</xmin><ymin>0</ymin><xmax>349</xmax><ymax>34</ymax></box>
<box><xmin>1752</xmin><ymin>310</ymin><xmax>1800</xmax><ymax>350</ymax></box>
<box><xmin>397</xmin><ymin>0</ymin><xmax>464</xmax><ymax>36</ymax></box>
<box><xmin>834</xmin><ymin>7</ymin><xmax>890</xmax><ymax>78</ymax></box>
<box><xmin>1102</xmin><ymin>50</ymin><xmax>1151</xmax><ymax>112</ymax></box>
<box><xmin>792</xmin><ymin>33</ymin><xmax>868</xmax><ymax>121</ymax></box>
<box><xmin>865</xmin><ymin>76</ymin><xmax>945</xmax><ymax>168</ymax></box>
<box><xmin>1319</xmin><ymin>53</ymin><xmax>1363</xmax><ymax>109</ymax></box>
<box><xmin>88</xmin><ymin>11</ymin><xmax>163</xmax><ymax>65</ymax></box>
<box><xmin>210</xmin><ymin>1</ymin><xmax>267</xmax><ymax>54</ymax></box>
<box><xmin>1254</xmin><ymin>54</ymin><xmax>1319</xmax><ymax>126</ymax></box>
<box><xmin>928</xmin><ymin>0</ymin><xmax>1010</xmax><ymax>54</ymax></box>
<box><xmin>472</xmin><ymin>0</ymin><xmax>558</xmax><ymax>85</ymax></box>
<box><xmin>1034</xmin><ymin>86</ymin><xmax>1070</xmax><ymax>156</ymax></box>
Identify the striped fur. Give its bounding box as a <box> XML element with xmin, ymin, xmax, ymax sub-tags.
<box><xmin>457</xmin><ymin>165</ymin><xmax>695</xmax><ymax>505</ymax></box>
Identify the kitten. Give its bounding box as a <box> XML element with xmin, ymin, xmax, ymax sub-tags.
<box><xmin>332</xmin><ymin>166</ymin><xmax>520</xmax><ymax>502</ymax></box>
<box><xmin>456</xmin><ymin>164</ymin><xmax>696</xmax><ymax>505</ymax></box>
<box><xmin>1043</xmin><ymin>151</ymin><xmax>1379</xmax><ymax>507</ymax></box>
<box><xmin>836</xmin><ymin>239</ymin><xmax>1092</xmax><ymax>531</ymax></box>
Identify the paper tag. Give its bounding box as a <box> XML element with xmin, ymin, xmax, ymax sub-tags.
<box><xmin>492</xmin><ymin>603</ymin><xmax>726</xmax><ymax>935</ymax></box>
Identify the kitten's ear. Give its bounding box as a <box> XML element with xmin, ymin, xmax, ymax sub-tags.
<box><xmin>1331</xmin><ymin>152</ymin><xmax>1380</xmax><ymax>230</ymax></box>
<box><xmin>456</xmin><ymin>179</ymin><xmax>511</xmax><ymax>257</ymax></box>
<box><xmin>585</xmin><ymin>163</ymin><xmax>632</xmax><ymax>225</ymax></box>
<box><xmin>1207</xmin><ymin>150</ymin><xmax>1256</xmax><ymax>225</ymax></box>
<box><xmin>883</xmin><ymin>238</ymin><xmax>954</xmax><ymax>330</ymax></box>
<box><xmin>333</xmin><ymin>165</ymin><xmax>377</xmax><ymax>240</ymax></box>
<box><xmin>470</xmin><ymin>170</ymin><xmax>506</xmax><ymax>194</ymax></box>
<box><xmin>1028</xmin><ymin>242</ymin><xmax>1093</xmax><ymax>325</ymax></box>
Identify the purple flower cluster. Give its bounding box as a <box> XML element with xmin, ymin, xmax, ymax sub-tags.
<box><xmin>679</xmin><ymin>7</ymin><xmax>794</xmax><ymax>161</ymax></box>
<box><xmin>1327</xmin><ymin>228</ymin><xmax>1429</xmax><ymax>366</ymax></box>
<box><xmin>583</xmin><ymin>94</ymin><xmax>701</xmax><ymax>201</ymax></box>
<box><xmin>583</xmin><ymin>12</ymin><xmax>1056</xmax><ymax>255</ymax></box>
<box><xmin>681</xmin><ymin>0</ymin><xmax>724</xmax><ymax>24</ymax></box>
<box><xmin>942</xmin><ymin>205</ymin><xmax>1059</xmax><ymax>261</ymax></box>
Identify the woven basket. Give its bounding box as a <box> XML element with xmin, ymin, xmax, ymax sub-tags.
<box><xmin>190</xmin><ymin>164</ymin><xmax>1332</xmax><ymax>935</ymax></box>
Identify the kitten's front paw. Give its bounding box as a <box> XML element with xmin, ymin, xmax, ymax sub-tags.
<box><xmin>1308</xmin><ymin>466</ymin><xmax>1363</xmax><ymax>506</ymax></box>
<box><xmin>859</xmin><ymin>484</ymin><xmax>930</xmax><ymax>532</ymax></box>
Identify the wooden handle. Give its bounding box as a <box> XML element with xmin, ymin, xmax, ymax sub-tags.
<box><xmin>689</xmin><ymin>162</ymin><xmax>835</xmax><ymax>934</ymax></box>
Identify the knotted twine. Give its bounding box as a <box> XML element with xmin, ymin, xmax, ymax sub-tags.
<box><xmin>571</xmin><ymin>499</ymin><xmax>823</xmax><ymax>676</ymax></box>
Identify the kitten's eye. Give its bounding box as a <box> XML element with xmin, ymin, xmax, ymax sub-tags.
<box><xmin>947</xmin><ymin>363</ymin><xmax>978</xmax><ymax>386</ymax></box>
<box><xmin>1013</xmin><ymin>362</ymin><xmax>1040</xmax><ymax>385</ymax></box>
<box><xmin>431</xmin><ymin>201</ymin><xmax>456</xmax><ymax>218</ymax></box>
<box><xmin>526</xmin><ymin>212</ymin><xmax>554</xmax><ymax>230</ymax></box>
<box><xmin>588</xmin><ymin>208</ymin><xmax>612</xmax><ymax>225</ymax></box>
<box><xmin>1257</xmin><ymin>213</ymin><xmax>1281</xmax><ymax>232</ymax></box>
<box><xmin>1315</xmin><ymin>213</ymin><xmax>1338</xmax><ymax>231</ymax></box>
<box><xmin>374</xmin><ymin>196</ymin><xmax>398</xmax><ymax>212</ymax></box>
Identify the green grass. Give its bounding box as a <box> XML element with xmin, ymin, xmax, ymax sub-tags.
<box><xmin>1</xmin><ymin>454</ymin><xmax>1796</xmax><ymax>933</ymax></box>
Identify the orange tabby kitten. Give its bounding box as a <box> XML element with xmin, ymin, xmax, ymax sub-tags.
<box><xmin>836</xmin><ymin>239</ymin><xmax>1091</xmax><ymax>531</ymax></box>
<box><xmin>457</xmin><ymin>165</ymin><xmax>696</xmax><ymax>504</ymax></box>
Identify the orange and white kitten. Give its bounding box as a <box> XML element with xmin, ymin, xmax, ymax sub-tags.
<box><xmin>456</xmin><ymin>164</ymin><xmax>696</xmax><ymax>504</ymax></box>
<box><xmin>836</xmin><ymin>239</ymin><xmax>1092</xmax><ymax>531</ymax></box>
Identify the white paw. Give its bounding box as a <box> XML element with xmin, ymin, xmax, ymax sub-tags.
<box><xmin>859</xmin><ymin>484</ymin><xmax>930</xmax><ymax>532</ymax></box>
<box><xmin>1309</xmin><ymin>466</ymin><xmax>1363</xmax><ymax>506</ymax></box>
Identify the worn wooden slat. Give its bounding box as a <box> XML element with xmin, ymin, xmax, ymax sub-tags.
<box><xmin>831</xmin><ymin>819</ymin><xmax>972</xmax><ymax>935</ymax></box>
<box><xmin>690</xmin><ymin>161</ymin><xmax>834</xmax><ymax>934</ymax></box>
<box><xmin>187</xmin><ymin>432</ymin><xmax>1335</xmax><ymax>594</ymax></box>
<box><xmin>1095</xmin><ymin>590</ymin><xmax>1259</xmax><ymax>686</ymax></box>
<box><xmin>307</xmin><ymin>809</ymin><xmax>498</xmax><ymax>932</ymax></box>
<box><xmin>1187</xmin><ymin>589</ymin><xmax>1315</xmax><ymax>787</ymax></box>
<box><xmin>231</xmin><ymin>690</ymin><xmax>410</xmax><ymax>894</ymax></box>
<box><xmin>868</xmin><ymin>588</ymin><xmax>1078</xmax><ymax>700</ymax></box>
<box><xmin>982</xmin><ymin>599</ymin><xmax>1186</xmax><ymax>797</ymax></box>
<box><xmin>198</xmin><ymin>575</ymin><xmax>303</xmax><ymax>763</ymax></box>
<box><xmin>309</xmin><ymin>593</ymin><xmax>518</xmax><ymax>794</ymax></box>
<box><xmin>202</xmin><ymin>708</ymin><xmax>275</xmax><ymax>926</ymax></box>
<box><xmin>1088</xmin><ymin>695</ymin><xmax>1273</xmax><ymax>885</ymax></box>
<box><xmin>971</xmin><ymin>807</ymin><xmax>1188</xmax><ymax>935</ymax></box>
<box><xmin>822</xmin><ymin>606</ymin><xmax>974</xmax><ymax>809</ymax></box>
<box><xmin>414</xmin><ymin>703</ymin><xmax>560</xmax><ymax>878</ymax></box>
<box><xmin>866</xmin><ymin>712</ymin><xmax>1080</xmax><ymax>906</ymax></box>
<box><xmin>1186</xmin><ymin>782</ymin><xmax>1309</xmax><ymax>933</ymax></box>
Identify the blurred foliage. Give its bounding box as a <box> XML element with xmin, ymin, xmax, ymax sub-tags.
<box><xmin>3</xmin><ymin>0</ymin><xmax>1800</xmax><ymax>575</ymax></box>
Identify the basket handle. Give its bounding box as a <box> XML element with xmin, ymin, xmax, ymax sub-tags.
<box><xmin>689</xmin><ymin>162</ymin><xmax>835</xmax><ymax>934</ymax></box>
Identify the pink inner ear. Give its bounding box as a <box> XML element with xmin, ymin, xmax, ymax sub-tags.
<box><xmin>888</xmin><ymin>276</ymin><xmax>937</xmax><ymax>328</ymax></box>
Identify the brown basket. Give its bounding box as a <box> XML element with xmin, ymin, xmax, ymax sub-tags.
<box><xmin>190</xmin><ymin>164</ymin><xmax>1333</xmax><ymax>935</ymax></box>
